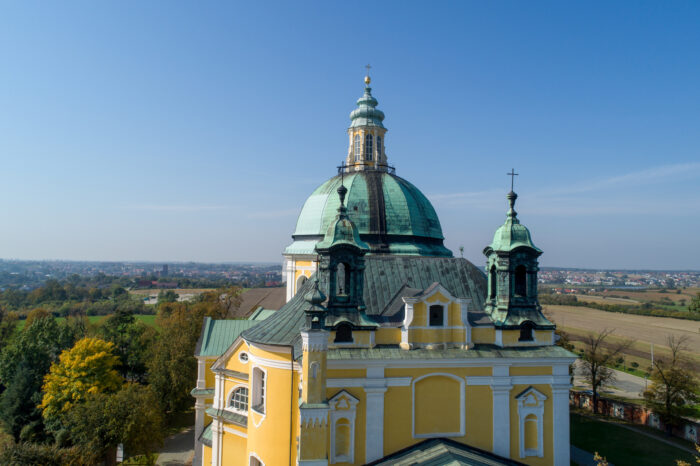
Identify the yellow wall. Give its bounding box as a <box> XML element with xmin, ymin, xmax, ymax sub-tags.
<box><xmin>510</xmin><ymin>366</ymin><xmax>552</xmax><ymax>376</ymax></box>
<box><xmin>471</xmin><ymin>327</ymin><xmax>495</xmax><ymax>344</ymax></box>
<box><xmin>501</xmin><ymin>329</ymin><xmax>553</xmax><ymax>346</ymax></box>
<box><xmin>221</xmin><ymin>429</ymin><xmax>247</xmax><ymax>465</ymax></box>
<box><xmin>375</xmin><ymin>328</ymin><xmax>400</xmax><ymax>345</ymax></box>
<box><xmin>203</xmin><ymin>444</ymin><xmax>212</xmax><ymax>466</ymax></box>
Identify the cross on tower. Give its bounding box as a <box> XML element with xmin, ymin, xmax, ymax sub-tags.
<box><xmin>507</xmin><ymin>168</ymin><xmax>519</xmax><ymax>192</ymax></box>
<box><xmin>365</xmin><ymin>64</ymin><xmax>371</xmax><ymax>77</ymax></box>
<box><xmin>337</xmin><ymin>162</ymin><xmax>346</xmax><ymax>185</ymax></box>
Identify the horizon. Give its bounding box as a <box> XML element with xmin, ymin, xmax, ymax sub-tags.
<box><xmin>2</xmin><ymin>2</ymin><xmax>699</xmax><ymax>269</ymax></box>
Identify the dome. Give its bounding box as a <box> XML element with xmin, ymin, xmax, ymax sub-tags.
<box><xmin>286</xmin><ymin>171</ymin><xmax>452</xmax><ymax>257</ymax></box>
<box><xmin>484</xmin><ymin>191</ymin><xmax>542</xmax><ymax>254</ymax></box>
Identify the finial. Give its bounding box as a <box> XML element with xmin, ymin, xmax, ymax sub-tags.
<box><xmin>506</xmin><ymin>168</ymin><xmax>519</xmax><ymax>193</ymax></box>
<box><xmin>506</xmin><ymin>191</ymin><xmax>518</xmax><ymax>222</ymax></box>
<box><xmin>364</xmin><ymin>64</ymin><xmax>371</xmax><ymax>86</ymax></box>
<box><xmin>338</xmin><ymin>184</ymin><xmax>348</xmax><ymax>209</ymax></box>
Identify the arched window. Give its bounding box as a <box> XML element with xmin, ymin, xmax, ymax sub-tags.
<box><xmin>519</xmin><ymin>321</ymin><xmax>534</xmax><ymax>341</ymax></box>
<box><xmin>228</xmin><ymin>387</ymin><xmax>249</xmax><ymax>413</ymax></box>
<box><xmin>296</xmin><ymin>275</ymin><xmax>308</xmax><ymax>293</ymax></box>
<box><xmin>354</xmin><ymin>134</ymin><xmax>361</xmax><ymax>161</ymax></box>
<box><xmin>489</xmin><ymin>265</ymin><xmax>497</xmax><ymax>299</ymax></box>
<box><xmin>514</xmin><ymin>265</ymin><xmax>527</xmax><ymax>297</ymax></box>
<box><xmin>429</xmin><ymin>304</ymin><xmax>444</xmax><ymax>327</ymax></box>
<box><xmin>524</xmin><ymin>414</ymin><xmax>538</xmax><ymax>451</ymax></box>
<box><xmin>377</xmin><ymin>136</ymin><xmax>382</xmax><ymax>160</ymax></box>
<box><xmin>252</xmin><ymin>367</ymin><xmax>266</xmax><ymax>414</ymax></box>
<box><xmin>335</xmin><ymin>418</ymin><xmax>351</xmax><ymax>459</ymax></box>
<box><xmin>364</xmin><ymin>134</ymin><xmax>373</xmax><ymax>161</ymax></box>
<box><xmin>336</xmin><ymin>263</ymin><xmax>347</xmax><ymax>295</ymax></box>
<box><xmin>334</xmin><ymin>323</ymin><xmax>353</xmax><ymax>343</ymax></box>
<box><xmin>310</xmin><ymin>361</ymin><xmax>319</xmax><ymax>379</ymax></box>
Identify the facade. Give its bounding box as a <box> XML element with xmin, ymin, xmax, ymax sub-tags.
<box><xmin>193</xmin><ymin>75</ymin><xmax>576</xmax><ymax>466</ymax></box>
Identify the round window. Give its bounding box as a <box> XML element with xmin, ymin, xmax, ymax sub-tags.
<box><xmin>239</xmin><ymin>352</ymin><xmax>249</xmax><ymax>363</ymax></box>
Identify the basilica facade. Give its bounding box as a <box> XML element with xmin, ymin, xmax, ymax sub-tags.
<box><xmin>192</xmin><ymin>75</ymin><xmax>575</xmax><ymax>466</ymax></box>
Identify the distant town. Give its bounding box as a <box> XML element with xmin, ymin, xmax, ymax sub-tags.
<box><xmin>0</xmin><ymin>259</ymin><xmax>698</xmax><ymax>291</ymax></box>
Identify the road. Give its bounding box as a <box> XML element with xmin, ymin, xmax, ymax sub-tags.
<box><xmin>572</xmin><ymin>359</ymin><xmax>648</xmax><ymax>399</ymax></box>
<box><xmin>156</xmin><ymin>426</ymin><xmax>194</xmax><ymax>466</ymax></box>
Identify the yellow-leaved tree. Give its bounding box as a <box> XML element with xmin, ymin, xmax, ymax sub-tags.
<box><xmin>39</xmin><ymin>337</ymin><xmax>122</xmax><ymax>422</ymax></box>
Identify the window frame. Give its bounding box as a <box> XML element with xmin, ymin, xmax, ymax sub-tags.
<box><xmin>251</xmin><ymin>366</ymin><xmax>267</xmax><ymax>414</ymax></box>
<box><xmin>226</xmin><ymin>385</ymin><xmax>249</xmax><ymax>415</ymax></box>
<box><xmin>364</xmin><ymin>133</ymin><xmax>373</xmax><ymax>161</ymax></box>
<box><xmin>428</xmin><ymin>304</ymin><xmax>446</xmax><ymax>327</ymax></box>
<box><xmin>354</xmin><ymin>134</ymin><xmax>361</xmax><ymax>161</ymax></box>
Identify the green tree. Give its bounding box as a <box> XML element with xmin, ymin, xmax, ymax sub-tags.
<box><xmin>0</xmin><ymin>442</ymin><xmax>85</xmax><ymax>466</ymax></box>
<box><xmin>689</xmin><ymin>293</ymin><xmax>700</xmax><ymax>313</ymax></box>
<box><xmin>0</xmin><ymin>316</ymin><xmax>76</xmax><ymax>441</ymax></box>
<box><xmin>157</xmin><ymin>290</ymin><xmax>179</xmax><ymax>304</ymax></box>
<box><xmin>99</xmin><ymin>308</ymin><xmax>156</xmax><ymax>382</ymax></box>
<box><xmin>63</xmin><ymin>384</ymin><xmax>164</xmax><ymax>464</ymax></box>
<box><xmin>644</xmin><ymin>335</ymin><xmax>699</xmax><ymax>432</ymax></box>
<box><xmin>580</xmin><ymin>329</ymin><xmax>633</xmax><ymax>414</ymax></box>
<box><xmin>39</xmin><ymin>338</ymin><xmax>122</xmax><ymax>424</ymax></box>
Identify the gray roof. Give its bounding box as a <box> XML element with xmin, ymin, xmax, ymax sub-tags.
<box><xmin>327</xmin><ymin>345</ymin><xmax>576</xmax><ymax>361</ymax></box>
<box><xmin>241</xmin><ymin>256</ymin><xmax>487</xmax><ymax>357</ymax></box>
<box><xmin>367</xmin><ymin>438</ymin><xmax>526</xmax><ymax>466</ymax></box>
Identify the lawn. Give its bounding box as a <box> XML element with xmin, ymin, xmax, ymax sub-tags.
<box><xmin>570</xmin><ymin>412</ymin><xmax>696</xmax><ymax>466</ymax></box>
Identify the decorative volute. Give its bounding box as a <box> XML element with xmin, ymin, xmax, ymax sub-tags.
<box><xmin>345</xmin><ymin>72</ymin><xmax>389</xmax><ymax>171</ymax></box>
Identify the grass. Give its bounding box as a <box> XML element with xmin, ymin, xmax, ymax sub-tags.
<box><xmin>571</xmin><ymin>412</ymin><xmax>696</xmax><ymax>466</ymax></box>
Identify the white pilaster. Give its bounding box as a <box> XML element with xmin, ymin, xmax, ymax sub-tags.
<box><xmin>193</xmin><ymin>399</ymin><xmax>205</xmax><ymax>466</ymax></box>
<box><xmin>365</xmin><ymin>385</ymin><xmax>387</xmax><ymax>463</ymax></box>
<box><xmin>491</xmin><ymin>365</ymin><xmax>512</xmax><ymax>459</ymax></box>
<box><xmin>552</xmin><ymin>371</ymin><xmax>572</xmax><ymax>465</ymax></box>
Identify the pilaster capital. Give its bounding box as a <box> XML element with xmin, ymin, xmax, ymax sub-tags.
<box><xmin>301</xmin><ymin>330</ymin><xmax>328</xmax><ymax>352</ymax></box>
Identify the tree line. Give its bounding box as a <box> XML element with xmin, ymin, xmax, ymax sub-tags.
<box><xmin>0</xmin><ymin>286</ymin><xmax>242</xmax><ymax>465</ymax></box>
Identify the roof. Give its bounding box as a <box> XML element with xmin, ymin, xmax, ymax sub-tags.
<box><xmin>286</xmin><ymin>171</ymin><xmax>452</xmax><ymax>257</ymax></box>
<box><xmin>367</xmin><ymin>438</ymin><xmax>526</xmax><ymax>466</ymax></box>
<box><xmin>234</xmin><ymin>287</ymin><xmax>286</xmax><ymax>318</ymax></box>
<box><xmin>199</xmin><ymin>423</ymin><xmax>213</xmax><ymax>447</ymax></box>
<box><xmin>485</xmin><ymin>192</ymin><xmax>541</xmax><ymax>255</ymax></box>
<box><xmin>194</xmin><ymin>317</ymin><xmax>259</xmax><ymax>357</ymax></box>
<box><xmin>327</xmin><ymin>345</ymin><xmax>576</xmax><ymax>361</ymax></box>
<box><xmin>349</xmin><ymin>85</ymin><xmax>385</xmax><ymax>129</ymax></box>
<box><xmin>248</xmin><ymin>306</ymin><xmax>276</xmax><ymax>321</ymax></box>
<box><xmin>241</xmin><ymin>255</ymin><xmax>487</xmax><ymax>357</ymax></box>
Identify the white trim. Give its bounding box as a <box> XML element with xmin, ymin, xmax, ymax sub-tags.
<box><xmin>300</xmin><ymin>406</ymin><xmax>330</xmax><ymax>427</ymax></box>
<box><xmin>328</xmin><ymin>357</ymin><xmax>577</xmax><ymax>369</ymax></box>
<box><xmin>491</xmin><ymin>383</ymin><xmax>512</xmax><ymax>458</ymax></box>
<box><xmin>552</xmin><ymin>384</ymin><xmax>571</xmax><ymax>465</ymax></box>
<box><xmin>248</xmin><ymin>352</ymin><xmax>302</xmax><ymax>371</ymax></box>
<box><xmin>211</xmin><ymin>336</ymin><xmax>247</xmax><ymax>372</ymax></box>
<box><xmin>365</xmin><ymin>387</ymin><xmax>386</xmax><ymax>462</ymax></box>
<box><xmin>223</xmin><ymin>425</ymin><xmax>247</xmax><ymax>438</ymax></box>
<box><xmin>456</xmin><ymin>298</ymin><xmax>472</xmax><ymax>347</ymax></box>
<box><xmin>238</xmin><ymin>352</ymin><xmax>250</xmax><ymax>364</ymax></box>
<box><xmin>426</xmin><ymin>301</ymin><xmax>449</xmax><ymax>327</ymax></box>
<box><xmin>467</xmin><ymin>375</ymin><xmax>571</xmax><ymax>386</ymax></box>
<box><xmin>411</xmin><ymin>373</ymin><xmax>465</xmax><ymax>438</ymax></box>
<box><xmin>329</xmin><ymin>391</ymin><xmax>358</xmax><ymax>464</ymax></box>
<box><xmin>302</xmin><ymin>330</ymin><xmax>329</xmax><ymax>352</ymax></box>
<box><xmin>516</xmin><ymin>387</ymin><xmax>547</xmax><ymax>458</ymax></box>
<box><xmin>494</xmin><ymin>329</ymin><xmax>503</xmax><ymax>347</ymax></box>
<box><xmin>326</xmin><ymin>377</ymin><xmax>411</xmax><ymax>388</ymax></box>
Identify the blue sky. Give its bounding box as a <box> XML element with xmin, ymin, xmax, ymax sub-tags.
<box><xmin>1</xmin><ymin>1</ymin><xmax>699</xmax><ymax>269</ymax></box>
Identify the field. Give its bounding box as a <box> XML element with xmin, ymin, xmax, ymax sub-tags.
<box><xmin>544</xmin><ymin>304</ymin><xmax>700</xmax><ymax>375</ymax></box>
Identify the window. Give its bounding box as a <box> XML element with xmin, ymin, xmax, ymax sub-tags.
<box><xmin>239</xmin><ymin>352</ymin><xmax>249</xmax><ymax>363</ymax></box>
<box><xmin>310</xmin><ymin>361</ymin><xmax>319</xmax><ymax>379</ymax></box>
<box><xmin>489</xmin><ymin>265</ymin><xmax>497</xmax><ymax>299</ymax></box>
<box><xmin>249</xmin><ymin>455</ymin><xmax>263</xmax><ymax>466</ymax></box>
<box><xmin>334</xmin><ymin>323</ymin><xmax>353</xmax><ymax>343</ymax></box>
<box><xmin>377</xmin><ymin>136</ymin><xmax>382</xmax><ymax>159</ymax></box>
<box><xmin>354</xmin><ymin>134</ymin><xmax>361</xmax><ymax>161</ymax></box>
<box><xmin>514</xmin><ymin>265</ymin><xmax>527</xmax><ymax>297</ymax></box>
<box><xmin>519</xmin><ymin>321</ymin><xmax>534</xmax><ymax>342</ymax></box>
<box><xmin>365</xmin><ymin>134</ymin><xmax>373</xmax><ymax>161</ymax></box>
<box><xmin>228</xmin><ymin>387</ymin><xmax>249</xmax><ymax>413</ymax></box>
<box><xmin>252</xmin><ymin>367</ymin><xmax>266</xmax><ymax>414</ymax></box>
<box><xmin>429</xmin><ymin>304</ymin><xmax>444</xmax><ymax>327</ymax></box>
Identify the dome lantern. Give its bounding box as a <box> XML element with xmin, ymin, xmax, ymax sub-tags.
<box><xmin>346</xmin><ymin>71</ymin><xmax>388</xmax><ymax>172</ymax></box>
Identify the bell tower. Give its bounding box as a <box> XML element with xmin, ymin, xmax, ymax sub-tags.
<box><xmin>345</xmin><ymin>67</ymin><xmax>388</xmax><ymax>171</ymax></box>
<box><xmin>483</xmin><ymin>175</ymin><xmax>554</xmax><ymax>337</ymax></box>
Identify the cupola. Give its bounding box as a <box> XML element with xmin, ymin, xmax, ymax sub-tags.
<box><xmin>483</xmin><ymin>183</ymin><xmax>553</xmax><ymax>332</ymax></box>
<box><xmin>345</xmin><ymin>70</ymin><xmax>388</xmax><ymax>171</ymax></box>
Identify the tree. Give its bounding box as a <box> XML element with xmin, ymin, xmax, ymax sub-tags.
<box><xmin>0</xmin><ymin>316</ymin><xmax>76</xmax><ymax>441</ymax></box>
<box><xmin>0</xmin><ymin>307</ymin><xmax>18</xmax><ymax>350</ymax></box>
<box><xmin>0</xmin><ymin>442</ymin><xmax>85</xmax><ymax>466</ymax></box>
<box><xmin>157</xmin><ymin>290</ymin><xmax>179</xmax><ymax>304</ymax></box>
<box><xmin>689</xmin><ymin>293</ymin><xmax>700</xmax><ymax>313</ymax></box>
<box><xmin>99</xmin><ymin>308</ymin><xmax>156</xmax><ymax>382</ymax></box>
<box><xmin>39</xmin><ymin>338</ymin><xmax>122</xmax><ymax>425</ymax></box>
<box><xmin>24</xmin><ymin>308</ymin><xmax>51</xmax><ymax>327</ymax></box>
<box><xmin>644</xmin><ymin>336</ymin><xmax>699</xmax><ymax>432</ymax></box>
<box><xmin>580</xmin><ymin>328</ymin><xmax>633</xmax><ymax>414</ymax></box>
<box><xmin>63</xmin><ymin>384</ymin><xmax>164</xmax><ymax>465</ymax></box>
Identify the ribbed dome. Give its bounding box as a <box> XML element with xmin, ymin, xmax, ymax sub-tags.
<box><xmin>285</xmin><ymin>171</ymin><xmax>452</xmax><ymax>257</ymax></box>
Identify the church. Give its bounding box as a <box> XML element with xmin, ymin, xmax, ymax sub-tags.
<box><xmin>191</xmin><ymin>73</ymin><xmax>576</xmax><ymax>466</ymax></box>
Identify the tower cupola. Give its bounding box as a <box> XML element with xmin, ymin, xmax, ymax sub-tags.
<box><xmin>346</xmin><ymin>70</ymin><xmax>388</xmax><ymax>171</ymax></box>
<box><xmin>483</xmin><ymin>177</ymin><xmax>553</xmax><ymax>333</ymax></box>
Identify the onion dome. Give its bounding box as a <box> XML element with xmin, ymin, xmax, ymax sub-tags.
<box><xmin>349</xmin><ymin>84</ymin><xmax>385</xmax><ymax>129</ymax></box>
<box><xmin>484</xmin><ymin>191</ymin><xmax>542</xmax><ymax>255</ymax></box>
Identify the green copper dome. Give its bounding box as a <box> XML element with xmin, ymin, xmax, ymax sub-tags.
<box><xmin>485</xmin><ymin>191</ymin><xmax>541</xmax><ymax>254</ymax></box>
<box><xmin>286</xmin><ymin>171</ymin><xmax>452</xmax><ymax>257</ymax></box>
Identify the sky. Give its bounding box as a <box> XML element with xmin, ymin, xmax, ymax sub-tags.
<box><xmin>0</xmin><ymin>1</ymin><xmax>699</xmax><ymax>269</ymax></box>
